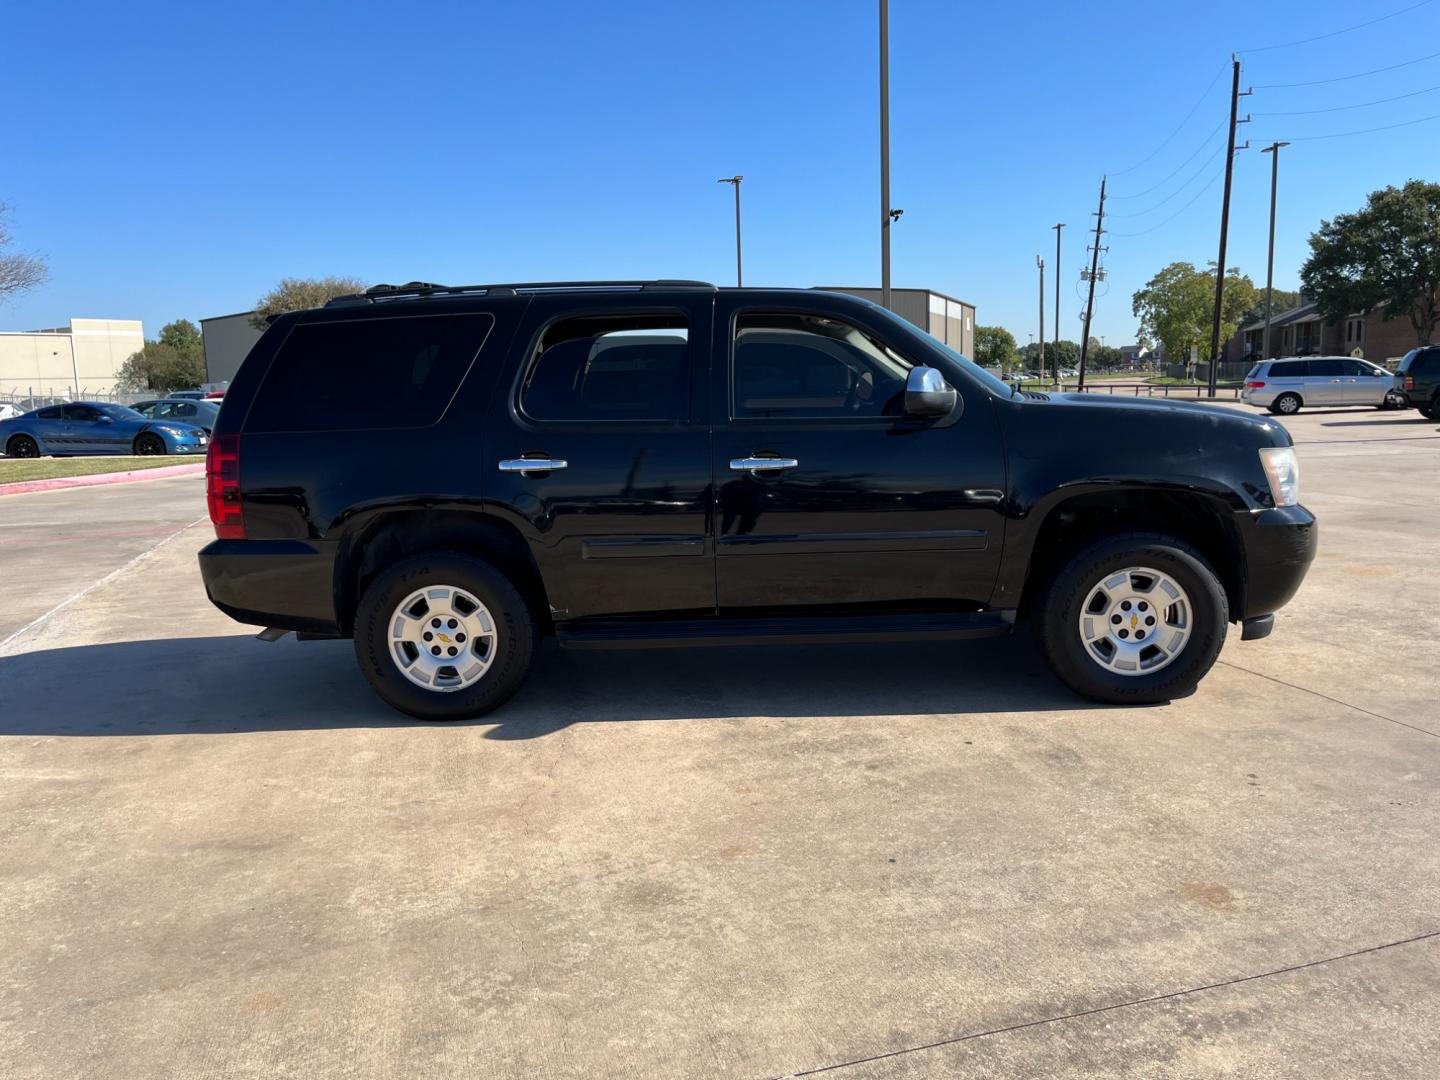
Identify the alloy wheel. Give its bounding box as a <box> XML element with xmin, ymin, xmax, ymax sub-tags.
<box><xmin>1077</xmin><ymin>566</ymin><xmax>1193</xmax><ymax>676</ymax></box>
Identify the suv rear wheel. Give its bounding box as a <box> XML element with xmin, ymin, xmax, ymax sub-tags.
<box><xmin>1037</xmin><ymin>533</ymin><xmax>1228</xmax><ymax>705</ymax></box>
<box><xmin>353</xmin><ymin>552</ymin><xmax>538</xmax><ymax>720</ymax></box>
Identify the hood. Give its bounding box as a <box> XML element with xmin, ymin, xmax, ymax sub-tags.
<box><xmin>1031</xmin><ymin>391</ymin><xmax>1293</xmax><ymax>447</ymax></box>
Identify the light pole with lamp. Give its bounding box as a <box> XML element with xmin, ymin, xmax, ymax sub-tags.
<box><xmin>717</xmin><ymin>175</ymin><xmax>743</xmax><ymax>286</ymax></box>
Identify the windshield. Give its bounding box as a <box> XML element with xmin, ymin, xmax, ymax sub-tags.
<box><xmin>862</xmin><ymin>302</ymin><xmax>1015</xmax><ymax>397</ymax></box>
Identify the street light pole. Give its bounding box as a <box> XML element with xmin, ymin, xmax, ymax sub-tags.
<box><xmin>879</xmin><ymin>0</ymin><xmax>891</xmax><ymax>311</ymax></box>
<box><xmin>717</xmin><ymin>175</ymin><xmax>743</xmax><ymax>286</ymax></box>
<box><xmin>1052</xmin><ymin>223</ymin><xmax>1064</xmax><ymax>384</ymax></box>
<box><xmin>1037</xmin><ymin>255</ymin><xmax>1045</xmax><ymax>379</ymax></box>
<box><xmin>1260</xmin><ymin>142</ymin><xmax>1289</xmax><ymax>361</ymax></box>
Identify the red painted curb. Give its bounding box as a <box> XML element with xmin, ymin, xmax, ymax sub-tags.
<box><xmin>0</xmin><ymin>462</ymin><xmax>204</xmax><ymax>496</ymax></box>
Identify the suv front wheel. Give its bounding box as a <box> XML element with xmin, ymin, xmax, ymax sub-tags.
<box><xmin>1037</xmin><ymin>533</ymin><xmax>1229</xmax><ymax>705</ymax></box>
<box><xmin>353</xmin><ymin>552</ymin><xmax>538</xmax><ymax>720</ymax></box>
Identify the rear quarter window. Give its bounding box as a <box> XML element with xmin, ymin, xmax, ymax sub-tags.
<box><xmin>1413</xmin><ymin>348</ymin><xmax>1440</xmax><ymax>375</ymax></box>
<box><xmin>245</xmin><ymin>313</ymin><xmax>494</xmax><ymax>433</ymax></box>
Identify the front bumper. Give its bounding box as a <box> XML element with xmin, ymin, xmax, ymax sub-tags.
<box><xmin>198</xmin><ymin>538</ymin><xmax>342</xmax><ymax>635</ymax></box>
<box><xmin>1234</xmin><ymin>504</ymin><xmax>1317</xmax><ymax>620</ymax></box>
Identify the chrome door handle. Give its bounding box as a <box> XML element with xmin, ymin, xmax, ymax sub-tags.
<box><xmin>730</xmin><ymin>456</ymin><xmax>799</xmax><ymax>472</ymax></box>
<box><xmin>498</xmin><ymin>457</ymin><xmax>568</xmax><ymax>473</ymax></box>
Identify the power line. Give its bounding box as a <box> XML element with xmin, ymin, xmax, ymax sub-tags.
<box><xmin>1253</xmin><ymin>49</ymin><xmax>1440</xmax><ymax>89</ymax></box>
<box><xmin>1108</xmin><ymin>119</ymin><xmax>1225</xmax><ymax>200</ymax></box>
<box><xmin>1106</xmin><ymin>144</ymin><xmax>1225</xmax><ymax>218</ymax></box>
<box><xmin>1253</xmin><ymin>82</ymin><xmax>1440</xmax><ymax>116</ymax></box>
<box><xmin>1239</xmin><ymin>0</ymin><xmax>1436</xmax><ymax>53</ymax></box>
<box><xmin>1266</xmin><ymin>111</ymin><xmax>1440</xmax><ymax>142</ymax></box>
<box><xmin>1109</xmin><ymin>61</ymin><xmax>1229</xmax><ymax>177</ymax></box>
<box><xmin>1109</xmin><ymin>167</ymin><xmax>1225</xmax><ymax>238</ymax></box>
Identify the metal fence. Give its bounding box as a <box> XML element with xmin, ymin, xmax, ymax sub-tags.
<box><xmin>1</xmin><ymin>388</ymin><xmax>154</xmax><ymax>411</ymax></box>
<box><xmin>1061</xmin><ymin>381</ymin><xmax>1244</xmax><ymax>400</ymax></box>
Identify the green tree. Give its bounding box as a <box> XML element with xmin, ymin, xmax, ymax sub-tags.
<box><xmin>115</xmin><ymin>341</ymin><xmax>206</xmax><ymax>393</ymax></box>
<box><xmin>158</xmin><ymin>318</ymin><xmax>203</xmax><ymax>362</ymax></box>
<box><xmin>1132</xmin><ymin>261</ymin><xmax>1258</xmax><ymax>363</ymax></box>
<box><xmin>1240</xmin><ymin>289</ymin><xmax>1301</xmax><ymax>326</ymax></box>
<box><xmin>1300</xmin><ymin>180</ymin><xmax>1440</xmax><ymax>346</ymax></box>
<box><xmin>250</xmin><ymin>275</ymin><xmax>367</xmax><ymax>329</ymax></box>
<box><xmin>974</xmin><ymin>325</ymin><xmax>1019</xmax><ymax>369</ymax></box>
<box><xmin>1088</xmin><ymin>344</ymin><xmax>1122</xmax><ymax>369</ymax></box>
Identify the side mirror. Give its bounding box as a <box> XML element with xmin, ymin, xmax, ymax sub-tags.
<box><xmin>904</xmin><ymin>366</ymin><xmax>958</xmax><ymax>418</ymax></box>
<box><xmin>97</xmin><ymin>415</ymin><xmax>114</xmax><ymax>424</ymax></box>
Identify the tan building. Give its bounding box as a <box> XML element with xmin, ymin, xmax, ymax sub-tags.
<box><xmin>0</xmin><ymin>318</ymin><xmax>144</xmax><ymax>400</ymax></box>
<box><xmin>820</xmin><ymin>287</ymin><xmax>977</xmax><ymax>358</ymax></box>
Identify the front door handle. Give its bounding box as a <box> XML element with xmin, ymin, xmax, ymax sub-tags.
<box><xmin>498</xmin><ymin>457</ymin><xmax>568</xmax><ymax>474</ymax></box>
<box><xmin>730</xmin><ymin>456</ymin><xmax>799</xmax><ymax>472</ymax></box>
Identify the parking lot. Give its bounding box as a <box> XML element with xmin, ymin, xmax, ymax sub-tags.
<box><xmin>1</xmin><ymin>404</ymin><xmax>1437</xmax><ymax>1078</ymax></box>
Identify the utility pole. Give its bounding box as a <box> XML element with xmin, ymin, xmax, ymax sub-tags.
<box><xmin>1208</xmin><ymin>56</ymin><xmax>1251</xmax><ymax>396</ymax></box>
<box><xmin>879</xmin><ymin>0</ymin><xmax>892</xmax><ymax>310</ymax></box>
<box><xmin>1077</xmin><ymin>176</ymin><xmax>1107</xmax><ymax>391</ymax></box>
<box><xmin>1036</xmin><ymin>255</ymin><xmax>1045</xmax><ymax>378</ymax></box>
<box><xmin>717</xmin><ymin>175</ymin><xmax>743</xmax><ymax>286</ymax></box>
<box><xmin>1052</xmin><ymin>223</ymin><xmax>1065</xmax><ymax>384</ymax></box>
<box><xmin>1260</xmin><ymin>142</ymin><xmax>1289</xmax><ymax>361</ymax></box>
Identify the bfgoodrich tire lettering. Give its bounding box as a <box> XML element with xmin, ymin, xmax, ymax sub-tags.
<box><xmin>353</xmin><ymin>553</ymin><xmax>537</xmax><ymax>720</ymax></box>
<box><xmin>1036</xmin><ymin>532</ymin><xmax>1228</xmax><ymax>705</ymax></box>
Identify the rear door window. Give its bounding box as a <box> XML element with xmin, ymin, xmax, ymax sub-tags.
<box><xmin>1309</xmin><ymin>358</ymin><xmax>1342</xmax><ymax>377</ymax></box>
<box><xmin>246</xmin><ymin>313</ymin><xmax>494</xmax><ymax>432</ymax></box>
<box><xmin>1413</xmin><ymin>348</ymin><xmax>1440</xmax><ymax>375</ymax></box>
<box><xmin>1274</xmin><ymin>361</ymin><xmax>1309</xmax><ymax>378</ymax></box>
<box><xmin>521</xmin><ymin>315</ymin><xmax>690</xmax><ymax>422</ymax></box>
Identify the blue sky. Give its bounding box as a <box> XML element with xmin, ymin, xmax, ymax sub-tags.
<box><xmin>3</xmin><ymin>0</ymin><xmax>1438</xmax><ymax>347</ymax></box>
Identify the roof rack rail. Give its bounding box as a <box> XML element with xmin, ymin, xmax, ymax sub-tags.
<box><xmin>324</xmin><ymin>279</ymin><xmax>715</xmax><ymax>307</ymax></box>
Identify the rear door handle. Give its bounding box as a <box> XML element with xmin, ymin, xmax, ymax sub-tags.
<box><xmin>730</xmin><ymin>456</ymin><xmax>799</xmax><ymax>472</ymax></box>
<box><xmin>498</xmin><ymin>457</ymin><xmax>568</xmax><ymax>473</ymax></box>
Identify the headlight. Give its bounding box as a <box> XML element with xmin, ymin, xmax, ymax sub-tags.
<box><xmin>1259</xmin><ymin>447</ymin><xmax>1300</xmax><ymax>507</ymax></box>
<box><xmin>154</xmin><ymin>425</ymin><xmax>184</xmax><ymax>437</ymax></box>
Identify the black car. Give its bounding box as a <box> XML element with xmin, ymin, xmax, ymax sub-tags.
<box><xmin>198</xmin><ymin>280</ymin><xmax>1316</xmax><ymax>720</ymax></box>
<box><xmin>1396</xmin><ymin>345</ymin><xmax>1440</xmax><ymax>418</ymax></box>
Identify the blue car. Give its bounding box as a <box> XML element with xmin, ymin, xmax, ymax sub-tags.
<box><xmin>0</xmin><ymin>401</ymin><xmax>209</xmax><ymax>458</ymax></box>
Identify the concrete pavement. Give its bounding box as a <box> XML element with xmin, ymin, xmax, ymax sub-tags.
<box><xmin>0</xmin><ymin>405</ymin><xmax>1437</xmax><ymax>1078</ymax></box>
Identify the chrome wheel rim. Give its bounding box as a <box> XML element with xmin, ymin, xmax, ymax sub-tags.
<box><xmin>1078</xmin><ymin>566</ymin><xmax>1192</xmax><ymax>676</ymax></box>
<box><xmin>388</xmin><ymin>585</ymin><xmax>498</xmax><ymax>693</ymax></box>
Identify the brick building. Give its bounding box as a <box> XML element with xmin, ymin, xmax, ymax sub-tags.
<box><xmin>1226</xmin><ymin>294</ymin><xmax>1436</xmax><ymax>368</ymax></box>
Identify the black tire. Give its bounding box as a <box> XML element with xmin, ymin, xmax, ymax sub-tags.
<box><xmin>1272</xmin><ymin>393</ymin><xmax>1301</xmax><ymax>415</ymax></box>
<box><xmin>1036</xmin><ymin>532</ymin><xmax>1229</xmax><ymax>705</ymax></box>
<box><xmin>352</xmin><ymin>552</ymin><xmax>538</xmax><ymax>721</ymax></box>
<box><xmin>5</xmin><ymin>434</ymin><xmax>40</xmax><ymax>458</ymax></box>
<box><xmin>133</xmin><ymin>432</ymin><xmax>166</xmax><ymax>455</ymax></box>
<box><xmin>1421</xmin><ymin>402</ymin><xmax>1440</xmax><ymax>420</ymax></box>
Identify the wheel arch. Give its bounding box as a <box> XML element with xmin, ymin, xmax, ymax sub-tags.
<box><xmin>1015</xmin><ymin>487</ymin><xmax>1244</xmax><ymax>622</ymax></box>
<box><xmin>335</xmin><ymin>508</ymin><xmax>548</xmax><ymax>636</ymax></box>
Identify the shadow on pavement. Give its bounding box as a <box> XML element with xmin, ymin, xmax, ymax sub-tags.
<box><xmin>0</xmin><ymin>631</ymin><xmax>1101</xmax><ymax>737</ymax></box>
<box><xmin>1320</xmin><ymin>416</ymin><xmax>1437</xmax><ymax>428</ymax></box>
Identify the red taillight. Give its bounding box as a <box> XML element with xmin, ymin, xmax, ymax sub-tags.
<box><xmin>206</xmin><ymin>434</ymin><xmax>244</xmax><ymax>539</ymax></box>
<box><xmin>1405</xmin><ymin>376</ymin><xmax>1415</xmax><ymax>391</ymax></box>
<box><xmin>1246</xmin><ymin>380</ymin><xmax>1266</xmax><ymax>389</ymax></box>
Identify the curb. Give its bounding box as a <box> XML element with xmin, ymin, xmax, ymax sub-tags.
<box><xmin>0</xmin><ymin>462</ymin><xmax>205</xmax><ymax>497</ymax></box>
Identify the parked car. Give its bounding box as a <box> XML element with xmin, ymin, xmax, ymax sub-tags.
<box><xmin>131</xmin><ymin>397</ymin><xmax>222</xmax><ymax>434</ymax></box>
<box><xmin>205</xmin><ymin>390</ymin><xmax>226</xmax><ymax>400</ymax></box>
<box><xmin>1395</xmin><ymin>345</ymin><xmax>1440</xmax><ymax>419</ymax></box>
<box><xmin>0</xmin><ymin>403</ymin><xmax>19</xmax><ymax>422</ymax></box>
<box><xmin>166</xmin><ymin>390</ymin><xmax>208</xmax><ymax>401</ymax></box>
<box><xmin>0</xmin><ymin>401</ymin><xmax>208</xmax><ymax>458</ymax></box>
<box><xmin>1240</xmin><ymin>356</ymin><xmax>1402</xmax><ymax>415</ymax></box>
<box><xmin>198</xmin><ymin>280</ymin><xmax>1315</xmax><ymax>720</ymax></box>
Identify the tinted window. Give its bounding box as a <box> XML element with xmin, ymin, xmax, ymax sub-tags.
<box><xmin>157</xmin><ymin>402</ymin><xmax>197</xmax><ymax>418</ymax></box>
<box><xmin>522</xmin><ymin>315</ymin><xmax>689</xmax><ymax>422</ymax></box>
<box><xmin>1412</xmin><ymin>348</ymin><xmax>1440</xmax><ymax>375</ymax></box>
<box><xmin>1309</xmin><ymin>358</ymin><xmax>1342</xmax><ymax>377</ymax></box>
<box><xmin>37</xmin><ymin>406</ymin><xmax>61</xmax><ymax>420</ymax></box>
<box><xmin>1340</xmin><ymin>359</ymin><xmax>1370</xmax><ymax>376</ymax></box>
<box><xmin>1272</xmin><ymin>360</ymin><xmax>1308</xmax><ymax>378</ymax></box>
<box><xmin>733</xmin><ymin>312</ymin><xmax>913</xmax><ymax>418</ymax></box>
<box><xmin>248</xmin><ymin>313</ymin><xmax>493</xmax><ymax>432</ymax></box>
<box><xmin>63</xmin><ymin>405</ymin><xmax>103</xmax><ymax>422</ymax></box>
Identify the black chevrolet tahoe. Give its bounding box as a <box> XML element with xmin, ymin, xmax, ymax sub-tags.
<box><xmin>198</xmin><ymin>280</ymin><xmax>1316</xmax><ymax>720</ymax></box>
